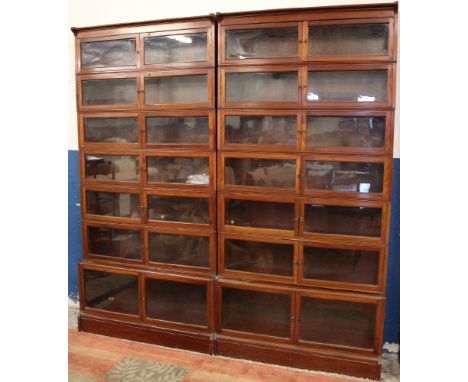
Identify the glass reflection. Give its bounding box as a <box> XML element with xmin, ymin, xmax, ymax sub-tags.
<box><xmin>147</xmin><ymin>156</ymin><xmax>209</xmax><ymax>185</ymax></box>
<box><xmin>309</xmin><ymin>24</ymin><xmax>389</xmax><ymax>56</ymax></box>
<box><xmin>144</xmin><ymin>33</ymin><xmax>208</xmax><ymax>64</ymax></box>
<box><xmin>86</xmin><ymin>191</ymin><xmax>140</xmax><ymax>219</ymax></box>
<box><xmin>85</xmin><ymin>154</ymin><xmax>139</xmax><ymax>181</ymax></box>
<box><xmin>225</xmin><ymin>158</ymin><xmax>296</xmax><ymax>189</ymax></box>
<box><xmin>146</xmin><ymin>116</ymin><xmax>209</xmax><ymax>145</ymax></box>
<box><xmin>306</xmin><ymin>116</ymin><xmax>386</xmax><ymax>149</ymax></box>
<box><xmin>305</xmin><ymin>161</ymin><xmax>384</xmax><ymax>193</ymax></box>
<box><xmin>225</xmin><ymin>115</ymin><xmax>297</xmax><ymax>146</ymax></box>
<box><xmin>226</xmin><ymin>27</ymin><xmax>298</xmax><ymax>59</ymax></box>
<box><xmin>307</xmin><ymin>70</ymin><xmax>387</xmax><ymax>102</ymax></box>
<box><xmin>81</xmin><ymin>39</ymin><xmax>136</xmax><ymax>68</ymax></box>
<box><xmin>84</xmin><ymin>117</ymin><xmax>139</xmax><ymax>144</ymax></box>
<box><xmin>226</xmin><ymin>72</ymin><xmax>298</xmax><ymax>102</ymax></box>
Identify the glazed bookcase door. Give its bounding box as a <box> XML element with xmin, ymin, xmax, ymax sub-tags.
<box><xmin>142</xmin><ymin>27</ymin><xmax>214</xmax><ymax>69</ymax></box>
<box><xmin>219</xmin><ymin>233</ymin><xmax>298</xmax><ymax>284</ymax></box>
<box><xmin>143</xmin><ymin>274</ymin><xmax>214</xmax><ymax>331</ymax></box>
<box><xmin>295</xmin><ymin>291</ymin><xmax>384</xmax><ymax>354</ymax></box>
<box><xmin>145</xmin><ymin>190</ymin><xmax>214</xmax><ymax>230</ymax></box>
<box><xmin>304</xmin><ymin>111</ymin><xmax>393</xmax><ymax>156</ymax></box>
<box><xmin>79</xmin><ymin>113</ymin><xmax>142</xmax><ymax>149</ymax></box>
<box><xmin>220</xmin><ymin>66</ymin><xmax>302</xmax><ymax>108</ymax></box>
<box><xmin>77</xmin><ymin>34</ymin><xmax>140</xmax><ymax>73</ymax></box>
<box><xmin>220</xmin><ymin>22</ymin><xmax>302</xmax><ymax>65</ymax></box>
<box><xmin>81</xmin><ymin>150</ymin><xmax>142</xmax><ymax>187</ymax></box>
<box><xmin>84</xmin><ymin>221</ymin><xmax>144</xmax><ymax>265</ymax></box>
<box><xmin>144</xmin><ymin>111</ymin><xmax>215</xmax><ymax>150</ymax></box>
<box><xmin>142</xmin><ymin>69</ymin><xmax>214</xmax><ymax>109</ymax></box>
<box><xmin>298</xmin><ymin>241</ymin><xmax>386</xmax><ymax>293</ymax></box>
<box><xmin>78</xmin><ymin>73</ymin><xmax>139</xmax><ymax>110</ymax></box>
<box><xmin>217</xmin><ymin>281</ymin><xmax>294</xmax><ymax>343</ymax></box>
<box><xmin>218</xmin><ymin>110</ymin><xmax>301</xmax><ymax>152</ymax></box>
<box><xmin>305</xmin><ymin>18</ymin><xmax>395</xmax><ymax>62</ymax></box>
<box><xmin>301</xmin><ymin>155</ymin><xmax>392</xmax><ymax>200</ymax></box>
<box><xmin>303</xmin><ymin>64</ymin><xmax>394</xmax><ymax>109</ymax></box>
<box><xmin>82</xmin><ymin>186</ymin><xmax>142</xmax><ymax>225</ymax></box>
<box><xmin>80</xmin><ymin>264</ymin><xmax>141</xmax><ymax>319</ymax></box>
<box><xmin>220</xmin><ymin>152</ymin><xmax>300</xmax><ymax>195</ymax></box>
<box><xmin>220</xmin><ymin>193</ymin><xmax>298</xmax><ymax>237</ymax></box>
<box><xmin>144</xmin><ymin>151</ymin><xmax>215</xmax><ymax>192</ymax></box>
<box><xmin>146</xmin><ymin>227</ymin><xmax>216</xmax><ymax>274</ymax></box>
<box><xmin>300</xmin><ymin>198</ymin><xmax>389</xmax><ymax>244</ymax></box>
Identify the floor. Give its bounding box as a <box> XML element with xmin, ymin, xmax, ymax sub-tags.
<box><xmin>68</xmin><ymin>329</ymin><xmax>399</xmax><ymax>382</ymax></box>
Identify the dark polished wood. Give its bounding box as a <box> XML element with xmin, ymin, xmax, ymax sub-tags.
<box><xmin>74</xmin><ymin>5</ymin><xmax>397</xmax><ymax>380</ymax></box>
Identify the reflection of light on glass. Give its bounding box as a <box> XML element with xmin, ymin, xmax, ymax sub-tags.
<box><xmin>358</xmin><ymin>95</ymin><xmax>376</xmax><ymax>102</ymax></box>
<box><xmin>359</xmin><ymin>183</ymin><xmax>371</xmax><ymax>193</ymax></box>
<box><xmin>167</xmin><ymin>35</ymin><xmax>192</xmax><ymax>44</ymax></box>
<box><xmin>239</xmin><ymin>55</ymin><xmax>246</xmax><ymax>59</ymax></box>
<box><xmin>307</xmin><ymin>92</ymin><xmax>319</xmax><ymax>101</ymax></box>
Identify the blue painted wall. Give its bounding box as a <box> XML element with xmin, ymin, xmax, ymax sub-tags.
<box><xmin>384</xmin><ymin>158</ymin><xmax>400</xmax><ymax>344</ymax></box>
<box><xmin>68</xmin><ymin>150</ymin><xmax>82</xmax><ymax>301</ymax></box>
<box><xmin>67</xmin><ymin>149</ymin><xmax>400</xmax><ymax>343</ymax></box>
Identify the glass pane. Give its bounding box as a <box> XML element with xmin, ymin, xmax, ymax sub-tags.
<box><xmin>309</xmin><ymin>24</ymin><xmax>389</xmax><ymax>56</ymax></box>
<box><xmin>222</xmin><ymin>288</ymin><xmax>291</xmax><ymax>337</ymax></box>
<box><xmin>86</xmin><ymin>191</ymin><xmax>140</xmax><ymax>219</ymax></box>
<box><xmin>225</xmin><ymin>239</ymin><xmax>294</xmax><ymax>276</ymax></box>
<box><xmin>226</xmin><ymin>72</ymin><xmax>298</xmax><ymax>102</ymax></box>
<box><xmin>84</xmin><ymin>117</ymin><xmax>139</xmax><ymax>144</ymax></box>
<box><xmin>149</xmin><ymin>233</ymin><xmax>209</xmax><ymax>268</ymax></box>
<box><xmin>148</xmin><ymin>195</ymin><xmax>209</xmax><ymax>224</ymax></box>
<box><xmin>225</xmin><ymin>199</ymin><xmax>295</xmax><ymax>231</ymax></box>
<box><xmin>306</xmin><ymin>116</ymin><xmax>386</xmax><ymax>149</ymax></box>
<box><xmin>87</xmin><ymin>226</ymin><xmax>141</xmax><ymax>260</ymax></box>
<box><xmin>82</xmin><ymin>78</ymin><xmax>137</xmax><ymax>106</ymax></box>
<box><xmin>84</xmin><ymin>270</ymin><xmax>138</xmax><ymax>315</ymax></box>
<box><xmin>147</xmin><ymin>156</ymin><xmax>209</xmax><ymax>185</ymax></box>
<box><xmin>307</xmin><ymin>70</ymin><xmax>387</xmax><ymax>102</ymax></box>
<box><xmin>146</xmin><ymin>116</ymin><xmax>209</xmax><ymax>145</ymax></box>
<box><xmin>144</xmin><ymin>33</ymin><xmax>208</xmax><ymax>64</ymax></box>
<box><xmin>303</xmin><ymin>246</ymin><xmax>379</xmax><ymax>285</ymax></box>
<box><xmin>300</xmin><ymin>297</ymin><xmax>376</xmax><ymax>349</ymax></box>
<box><xmin>305</xmin><ymin>161</ymin><xmax>384</xmax><ymax>193</ymax></box>
<box><xmin>145</xmin><ymin>75</ymin><xmax>207</xmax><ymax>104</ymax></box>
<box><xmin>85</xmin><ymin>154</ymin><xmax>139</xmax><ymax>181</ymax></box>
<box><xmin>226</xmin><ymin>27</ymin><xmax>298</xmax><ymax>59</ymax></box>
<box><xmin>81</xmin><ymin>39</ymin><xmax>136</xmax><ymax>68</ymax></box>
<box><xmin>146</xmin><ymin>279</ymin><xmax>207</xmax><ymax>326</ymax></box>
<box><xmin>304</xmin><ymin>204</ymin><xmax>382</xmax><ymax>237</ymax></box>
<box><xmin>225</xmin><ymin>115</ymin><xmax>297</xmax><ymax>146</ymax></box>
<box><xmin>225</xmin><ymin>158</ymin><xmax>295</xmax><ymax>189</ymax></box>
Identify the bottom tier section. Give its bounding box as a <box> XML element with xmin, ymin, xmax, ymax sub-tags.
<box><xmin>79</xmin><ymin>313</ymin><xmax>214</xmax><ymax>354</ymax></box>
<box><xmin>216</xmin><ymin>335</ymin><xmax>381</xmax><ymax>380</ymax></box>
<box><xmin>78</xmin><ymin>313</ymin><xmax>381</xmax><ymax>380</ymax></box>
<box><xmin>78</xmin><ymin>261</ymin><xmax>384</xmax><ymax>380</ymax></box>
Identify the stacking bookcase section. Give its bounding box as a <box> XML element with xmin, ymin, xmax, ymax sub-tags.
<box><xmin>79</xmin><ymin>262</ymin><xmax>215</xmax><ymax>353</ymax></box>
<box><xmin>218</xmin><ymin>233</ymin><xmax>298</xmax><ymax>284</ymax></box>
<box><xmin>73</xmin><ymin>4</ymin><xmax>398</xmax><ymax>379</ymax></box>
<box><xmin>218</xmin><ymin>110</ymin><xmax>302</xmax><ymax>152</ymax></box>
<box><xmin>217</xmin><ymin>4</ymin><xmax>397</xmax><ymax>379</ymax></box>
<box><xmin>74</xmin><ymin>15</ymin><xmax>217</xmax><ymax>355</ymax></box>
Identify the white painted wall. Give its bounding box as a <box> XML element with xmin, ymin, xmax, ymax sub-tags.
<box><xmin>68</xmin><ymin>0</ymin><xmax>400</xmax><ymax>158</ymax></box>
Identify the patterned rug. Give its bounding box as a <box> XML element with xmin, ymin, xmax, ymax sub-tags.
<box><xmin>68</xmin><ymin>329</ymin><xmax>370</xmax><ymax>382</ymax></box>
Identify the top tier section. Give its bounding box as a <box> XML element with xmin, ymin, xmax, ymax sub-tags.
<box><xmin>73</xmin><ymin>17</ymin><xmax>215</xmax><ymax>73</ymax></box>
<box><xmin>218</xmin><ymin>4</ymin><xmax>397</xmax><ymax>66</ymax></box>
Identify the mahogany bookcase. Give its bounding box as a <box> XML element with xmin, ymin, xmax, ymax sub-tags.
<box><xmin>72</xmin><ymin>3</ymin><xmax>398</xmax><ymax>379</ymax></box>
